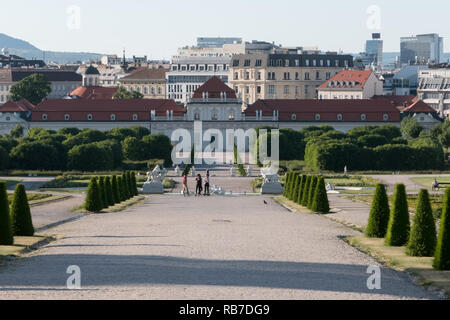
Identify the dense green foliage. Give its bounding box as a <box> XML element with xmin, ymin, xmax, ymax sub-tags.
<box><xmin>296</xmin><ymin>175</ymin><xmax>306</xmax><ymax>204</ymax></box>
<box><xmin>10</xmin><ymin>184</ymin><xmax>34</xmax><ymax>236</ymax></box>
<box><xmin>85</xmin><ymin>178</ymin><xmax>103</xmax><ymax>212</ymax></box>
<box><xmin>301</xmin><ymin>176</ymin><xmax>311</xmax><ymax>206</ymax></box>
<box><xmin>401</xmin><ymin>116</ymin><xmax>424</xmax><ymax>139</ymax></box>
<box><xmin>406</xmin><ymin>189</ymin><xmax>437</xmax><ymax>257</ymax></box>
<box><xmin>10</xmin><ymin>73</ymin><xmax>51</xmax><ymax>105</ymax></box>
<box><xmin>366</xmin><ymin>184</ymin><xmax>390</xmax><ymax>238</ymax></box>
<box><xmin>311</xmin><ymin>177</ymin><xmax>330</xmax><ymax>213</ymax></box>
<box><xmin>385</xmin><ymin>184</ymin><xmax>411</xmax><ymax>246</ymax></box>
<box><xmin>0</xmin><ymin>182</ymin><xmax>13</xmax><ymax>245</ymax></box>
<box><xmin>307</xmin><ymin>176</ymin><xmax>318</xmax><ymax>209</ymax></box>
<box><xmin>0</xmin><ymin>127</ymin><xmax>172</xmax><ymax>172</ymax></box>
<box><xmin>434</xmin><ymin>187</ymin><xmax>450</xmax><ymax>270</ymax></box>
<box><xmin>113</xmin><ymin>86</ymin><xmax>144</xmax><ymax>99</ymax></box>
<box><xmin>289</xmin><ymin>173</ymin><xmax>300</xmax><ymax>201</ymax></box>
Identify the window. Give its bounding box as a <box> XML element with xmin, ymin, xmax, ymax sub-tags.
<box><xmin>361</xmin><ymin>114</ymin><xmax>366</xmax><ymax>121</ymax></box>
<box><xmin>229</xmin><ymin>112</ymin><xmax>235</xmax><ymax>121</ymax></box>
<box><xmin>255</xmin><ymin>59</ymin><xmax>262</xmax><ymax>67</ymax></box>
<box><xmin>64</xmin><ymin>114</ymin><xmax>70</xmax><ymax>121</ymax></box>
<box><xmin>133</xmin><ymin>114</ymin><xmax>138</xmax><ymax>121</ymax></box>
<box><xmin>285</xmin><ymin>59</ymin><xmax>290</xmax><ymax>67</ymax></box>
<box><xmin>244</xmin><ymin>59</ymin><xmax>251</xmax><ymax>67</ymax></box>
<box><xmin>295</xmin><ymin>59</ymin><xmax>300</xmax><ymax>67</ymax></box>
<box><xmin>326</xmin><ymin>72</ymin><xmax>331</xmax><ymax>80</ymax></box>
<box><xmin>257</xmin><ymin>72</ymin><xmax>261</xmax><ymax>80</ymax></box>
<box><xmin>268</xmin><ymin>85</ymin><xmax>275</xmax><ymax>94</ymax></box>
<box><xmin>111</xmin><ymin>114</ymin><xmax>116</xmax><ymax>121</ymax></box>
<box><xmin>284</xmin><ymin>85</ymin><xmax>289</xmax><ymax>94</ymax></box>
<box><xmin>234</xmin><ymin>72</ymin><xmax>239</xmax><ymax>80</ymax></box>
<box><xmin>383</xmin><ymin>114</ymin><xmax>389</xmax><ymax>121</ymax></box>
<box><xmin>316</xmin><ymin>71</ymin><xmax>320</xmax><ymax>80</ymax></box>
<box><xmin>305</xmin><ymin>72</ymin><xmax>310</xmax><ymax>80</ymax></box>
<box><xmin>233</xmin><ymin>60</ymin><xmax>239</xmax><ymax>67</ymax></box>
<box><xmin>87</xmin><ymin>114</ymin><xmax>93</xmax><ymax>121</ymax></box>
<box><xmin>42</xmin><ymin>114</ymin><xmax>48</xmax><ymax>121</ymax></box>
<box><xmin>245</xmin><ymin>72</ymin><xmax>250</xmax><ymax>80</ymax></box>
<box><xmin>284</xmin><ymin>72</ymin><xmax>290</xmax><ymax>80</ymax></box>
<box><xmin>194</xmin><ymin>112</ymin><xmax>200</xmax><ymax>120</ymax></box>
<box><xmin>211</xmin><ymin>110</ymin><xmax>218</xmax><ymax>121</ymax></box>
<box><xmin>158</xmin><ymin>87</ymin><xmax>162</xmax><ymax>94</ymax></box>
<box><xmin>295</xmin><ymin>72</ymin><xmax>299</xmax><ymax>80</ymax></box>
<box><xmin>245</xmin><ymin>86</ymin><xmax>249</xmax><ymax>94</ymax></box>
<box><xmin>257</xmin><ymin>86</ymin><xmax>261</xmax><ymax>94</ymax></box>
<box><xmin>315</xmin><ymin>114</ymin><xmax>321</xmax><ymax>121</ymax></box>
<box><xmin>337</xmin><ymin>114</ymin><xmax>343</xmax><ymax>121</ymax></box>
<box><xmin>291</xmin><ymin>114</ymin><xmax>297</xmax><ymax>120</ymax></box>
<box><xmin>305</xmin><ymin>59</ymin><xmax>310</xmax><ymax>66</ymax></box>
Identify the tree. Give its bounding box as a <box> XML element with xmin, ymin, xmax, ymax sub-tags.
<box><xmin>67</xmin><ymin>142</ymin><xmax>114</xmax><ymax>171</ymax></box>
<box><xmin>98</xmin><ymin>177</ymin><xmax>107</xmax><ymax>209</ymax></box>
<box><xmin>434</xmin><ymin>187</ymin><xmax>450</xmax><ymax>270</ymax></box>
<box><xmin>366</xmin><ymin>184</ymin><xmax>390</xmax><ymax>238</ymax></box>
<box><xmin>113</xmin><ymin>86</ymin><xmax>144</xmax><ymax>99</ymax></box>
<box><xmin>0</xmin><ymin>182</ymin><xmax>13</xmax><ymax>245</ymax></box>
<box><xmin>401</xmin><ymin>116</ymin><xmax>424</xmax><ymax>139</ymax></box>
<box><xmin>10</xmin><ymin>141</ymin><xmax>59</xmax><ymax>170</ymax></box>
<box><xmin>0</xmin><ymin>146</ymin><xmax>9</xmax><ymax>170</ymax></box>
<box><xmin>10</xmin><ymin>184</ymin><xmax>34</xmax><ymax>236</ymax></box>
<box><xmin>301</xmin><ymin>176</ymin><xmax>311</xmax><ymax>206</ymax></box>
<box><xmin>385</xmin><ymin>184</ymin><xmax>410</xmax><ymax>246</ymax></box>
<box><xmin>10</xmin><ymin>73</ymin><xmax>51</xmax><ymax>105</ymax></box>
<box><xmin>307</xmin><ymin>176</ymin><xmax>318</xmax><ymax>209</ymax></box>
<box><xmin>122</xmin><ymin>136</ymin><xmax>144</xmax><ymax>161</ymax></box>
<box><xmin>85</xmin><ymin>178</ymin><xmax>103</xmax><ymax>212</ymax></box>
<box><xmin>406</xmin><ymin>189</ymin><xmax>437</xmax><ymax>257</ymax></box>
<box><xmin>311</xmin><ymin>177</ymin><xmax>330</xmax><ymax>213</ymax></box>
<box><xmin>142</xmin><ymin>134</ymin><xmax>173</xmax><ymax>166</ymax></box>
<box><xmin>10</xmin><ymin>125</ymin><xmax>24</xmax><ymax>138</ymax></box>
<box><xmin>111</xmin><ymin>175</ymin><xmax>120</xmax><ymax>204</ymax></box>
<box><xmin>105</xmin><ymin>176</ymin><xmax>115</xmax><ymax>207</ymax></box>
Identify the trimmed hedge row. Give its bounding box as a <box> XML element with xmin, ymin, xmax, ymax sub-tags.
<box><xmin>85</xmin><ymin>171</ymin><xmax>138</xmax><ymax>212</ymax></box>
<box><xmin>284</xmin><ymin>173</ymin><xmax>329</xmax><ymax>214</ymax></box>
<box><xmin>0</xmin><ymin>182</ymin><xmax>34</xmax><ymax>246</ymax></box>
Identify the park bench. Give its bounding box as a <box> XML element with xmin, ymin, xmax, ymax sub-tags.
<box><xmin>432</xmin><ymin>182</ymin><xmax>450</xmax><ymax>191</ymax></box>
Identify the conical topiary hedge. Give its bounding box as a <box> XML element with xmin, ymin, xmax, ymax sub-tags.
<box><xmin>307</xmin><ymin>176</ymin><xmax>318</xmax><ymax>209</ymax></box>
<box><xmin>10</xmin><ymin>184</ymin><xmax>34</xmax><ymax>236</ymax></box>
<box><xmin>311</xmin><ymin>177</ymin><xmax>330</xmax><ymax>214</ymax></box>
<box><xmin>0</xmin><ymin>182</ymin><xmax>13</xmax><ymax>245</ymax></box>
<box><xmin>122</xmin><ymin>173</ymin><xmax>130</xmax><ymax>200</ymax></box>
<box><xmin>283</xmin><ymin>173</ymin><xmax>290</xmax><ymax>197</ymax></box>
<box><xmin>131</xmin><ymin>172</ymin><xmax>138</xmax><ymax>196</ymax></box>
<box><xmin>105</xmin><ymin>176</ymin><xmax>114</xmax><ymax>207</ymax></box>
<box><xmin>85</xmin><ymin>177</ymin><xmax>103</xmax><ymax>212</ymax></box>
<box><xmin>118</xmin><ymin>176</ymin><xmax>126</xmax><ymax>202</ymax></box>
<box><xmin>366</xmin><ymin>184</ymin><xmax>390</xmax><ymax>238</ymax></box>
<box><xmin>301</xmin><ymin>176</ymin><xmax>311</xmax><ymax>207</ymax></box>
<box><xmin>385</xmin><ymin>184</ymin><xmax>410</xmax><ymax>247</ymax></box>
<box><xmin>406</xmin><ymin>189</ymin><xmax>437</xmax><ymax>257</ymax></box>
<box><xmin>295</xmin><ymin>175</ymin><xmax>305</xmax><ymax>204</ymax></box>
<box><xmin>290</xmin><ymin>173</ymin><xmax>300</xmax><ymax>201</ymax></box>
<box><xmin>434</xmin><ymin>187</ymin><xmax>450</xmax><ymax>270</ymax></box>
<box><xmin>127</xmin><ymin>172</ymin><xmax>134</xmax><ymax>197</ymax></box>
<box><xmin>98</xmin><ymin>176</ymin><xmax>107</xmax><ymax>209</ymax></box>
<box><xmin>111</xmin><ymin>175</ymin><xmax>120</xmax><ymax>204</ymax></box>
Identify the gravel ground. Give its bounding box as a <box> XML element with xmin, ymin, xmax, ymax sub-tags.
<box><xmin>0</xmin><ymin>195</ymin><xmax>439</xmax><ymax>300</ymax></box>
<box><xmin>328</xmin><ymin>194</ymin><xmax>370</xmax><ymax>229</ymax></box>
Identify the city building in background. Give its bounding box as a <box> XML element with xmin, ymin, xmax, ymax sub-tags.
<box><xmin>400</xmin><ymin>33</ymin><xmax>444</xmax><ymax>65</ymax></box>
<box><xmin>229</xmin><ymin>51</ymin><xmax>353</xmax><ymax>105</ymax></box>
<box><xmin>197</xmin><ymin>37</ymin><xmax>242</xmax><ymax>48</ymax></box>
<box><xmin>317</xmin><ymin>70</ymin><xmax>383</xmax><ymax>99</ymax></box>
<box><xmin>418</xmin><ymin>65</ymin><xmax>450</xmax><ymax>118</ymax></box>
<box><xmin>361</xmin><ymin>33</ymin><xmax>383</xmax><ymax>69</ymax></box>
<box><xmin>119</xmin><ymin>68</ymin><xmax>167</xmax><ymax>99</ymax></box>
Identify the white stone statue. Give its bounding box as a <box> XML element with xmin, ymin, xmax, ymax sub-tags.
<box><xmin>143</xmin><ymin>165</ymin><xmax>165</xmax><ymax>194</ymax></box>
<box><xmin>174</xmin><ymin>165</ymin><xmax>180</xmax><ymax>177</ymax></box>
<box><xmin>191</xmin><ymin>166</ymin><xmax>196</xmax><ymax>177</ymax></box>
<box><xmin>260</xmin><ymin>166</ymin><xmax>283</xmax><ymax>194</ymax></box>
<box><xmin>230</xmin><ymin>166</ymin><xmax>236</xmax><ymax>177</ymax></box>
<box><xmin>246</xmin><ymin>166</ymin><xmax>252</xmax><ymax>177</ymax></box>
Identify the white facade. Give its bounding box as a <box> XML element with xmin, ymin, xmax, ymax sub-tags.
<box><xmin>318</xmin><ymin>72</ymin><xmax>383</xmax><ymax>100</ymax></box>
<box><xmin>418</xmin><ymin>68</ymin><xmax>450</xmax><ymax>117</ymax></box>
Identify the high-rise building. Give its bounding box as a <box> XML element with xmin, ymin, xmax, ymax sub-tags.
<box><xmin>400</xmin><ymin>33</ymin><xmax>444</xmax><ymax>65</ymax></box>
<box><xmin>197</xmin><ymin>37</ymin><xmax>242</xmax><ymax>48</ymax></box>
<box><xmin>363</xmin><ymin>33</ymin><xmax>383</xmax><ymax>67</ymax></box>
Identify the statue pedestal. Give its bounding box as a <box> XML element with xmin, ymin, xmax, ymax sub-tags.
<box><xmin>261</xmin><ymin>182</ymin><xmax>283</xmax><ymax>194</ymax></box>
<box><xmin>142</xmin><ymin>182</ymin><xmax>164</xmax><ymax>194</ymax></box>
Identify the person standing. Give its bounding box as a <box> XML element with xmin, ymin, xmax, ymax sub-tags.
<box><xmin>204</xmin><ymin>170</ymin><xmax>210</xmax><ymax>196</ymax></box>
<box><xmin>195</xmin><ymin>174</ymin><xmax>203</xmax><ymax>196</ymax></box>
<box><xmin>182</xmin><ymin>174</ymin><xmax>189</xmax><ymax>196</ymax></box>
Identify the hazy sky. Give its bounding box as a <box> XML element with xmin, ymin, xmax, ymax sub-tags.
<box><xmin>0</xmin><ymin>0</ymin><xmax>448</xmax><ymax>59</ymax></box>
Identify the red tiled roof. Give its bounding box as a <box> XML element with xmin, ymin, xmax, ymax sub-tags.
<box><xmin>32</xmin><ymin>99</ymin><xmax>184</xmax><ymax>121</ymax></box>
<box><xmin>0</xmin><ymin>99</ymin><xmax>35</xmax><ymax>112</ymax></box>
<box><xmin>402</xmin><ymin>100</ymin><xmax>437</xmax><ymax>114</ymax></box>
<box><xmin>318</xmin><ymin>70</ymin><xmax>373</xmax><ymax>89</ymax></box>
<box><xmin>69</xmin><ymin>86</ymin><xmax>118</xmax><ymax>100</ymax></box>
<box><xmin>246</xmin><ymin>99</ymin><xmax>400</xmax><ymax>122</ymax></box>
<box><xmin>373</xmin><ymin>95</ymin><xmax>418</xmax><ymax>108</ymax></box>
<box><xmin>193</xmin><ymin>76</ymin><xmax>237</xmax><ymax>99</ymax></box>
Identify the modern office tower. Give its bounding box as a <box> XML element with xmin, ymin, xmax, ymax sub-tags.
<box><xmin>400</xmin><ymin>33</ymin><xmax>444</xmax><ymax>65</ymax></box>
<box><xmin>363</xmin><ymin>33</ymin><xmax>383</xmax><ymax>67</ymax></box>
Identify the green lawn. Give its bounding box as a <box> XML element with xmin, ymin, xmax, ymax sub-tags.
<box><xmin>7</xmin><ymin>193</ymin><xmax>53</xmax><ymax>204</ymax></box>
<box><xmin>411</xmin><ymin>177</ymin><xmax>450</xmax><ymax>189</ymax></box>
<box><xmin>345</xmin><ymin>193</ymin><xmax>443</xmax><ymax>212</ymax></box>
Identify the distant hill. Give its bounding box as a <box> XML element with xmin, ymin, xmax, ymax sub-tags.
<box><xmin>0</xmin><ymin>33</ymin><xmax>104</xmax><ymax>64</ymax></box>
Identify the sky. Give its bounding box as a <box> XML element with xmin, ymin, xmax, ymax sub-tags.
<box><xmin>0</xmin><ymin>0</ymin><xmax>448</xmax><ymax>59</ymax></box>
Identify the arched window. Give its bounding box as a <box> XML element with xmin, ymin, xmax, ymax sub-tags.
<box><xmin>194</xmin><ymin>112</ymin><xmax>200</xmax><ymax>120</ymax></box>
<box><xmin>228</xmin><ymin>111</ymin><xmax>235</xmax><ymax>121</ymax></box>
<box><xmin>87</xmin><ymin>114</ymin><xmax>93</xmax><ymax>121</ymax></box>
<box><xmin>144</xmin><ymin>87</ymin><xmax>148</xmax><ymax>94</ymax></box>
<box><xmin>42</xmin><ymin>114</ymin><xmax>48</xmax><ymax>121</ymax></box>
<box><xmin>337</xmin><ymin>114</ymin><xmax>343</xmax><ymax>121</ymax></box>
<box><xmin>291</xmin><ymin>114</ymin><xmax>297</xmax><ymax>121</ymax></box>
<box><xmin>383</xmin><ymin>114</ymin><xmax>389</xmax><ymax>121</ymax></box>
<box><xmin>64</xmin><ymin>114</ymin><xmax>70</xmax><ymax>121</ymax></box>
<box><xmin>361</xmin><ymin>114</ymin><xmax>366</xmax><ymax>121</ymax></box>
<box><xmin>133</xmin><ymin>114</ymin><xmax>138</xmax><ymax>121</ymax></box>
<box><xmin>110</xmin><ymin>114</ymin><xmax>116</xmax><ymax>121</ymax></box>
<box><xmin>315</xmin><ymin>114</ymin><xmax>321</xmax><ymax>121</ymax></box>
<box><xmin>158</xmin><ymin>87</ymin><xmax>162</xmax><ymax>95</ymax></box>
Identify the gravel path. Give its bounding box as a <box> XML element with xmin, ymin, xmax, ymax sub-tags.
<box><xmin>0</xmin><ymin>195</ymin><xmax>438</xmax><ymax>300</ymax></box>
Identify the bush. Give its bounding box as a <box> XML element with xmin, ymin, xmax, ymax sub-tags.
<box><xmin>406</xmin><ymin>189</ymin><xmax>437</xmax><ymax>257</ymax></box>
<box><xmin>301</xmin><ymin>176</ymin><xmax>311</xmax><ymax>206</ymax></box>
<box><xmin>311</xmin><ymin>177</ymin><xmax>330</xmax><ymax>213</ymax></box>
<box><xmin>131</xmin><ymin>172</ymin><xmax>138</xmax><ymax>195</ymax></box>
<box><xmin>283</xmin><ymin>173</ymin><xmax>292</xmax><ymax>197</ymax></box>
<box><xmin>98</xmin><ymin>177</ymin><xmax>107</xmax><ymax>209</ymax></box>
<box><xmin>111</xmin><ymin>175</ymin><xmax>120</xmax><ymax>204</ymax></box>
<box><xmin>85</xmin><ymin>177</ymin><xmax>103</xmax><ymax>212</ymax></box>
<box><xmin>296</xmin><ymin>175</ymin><xmax>306</xmax><ymax>204</ymax></box>
<box><xmin>10</xmin><ymin>184</ymin><xmax>34</xmax><ymax>236</ymax></box>
<box><xmin>434</xmin><ymin>187</ymin><xmax>450</xmax><ymax>270</ymax></box>
<box><xmin>0</xmin><ymin>182</ymin><xmax>13</xmax><ymax>245</ymax></box>
<box><xmin>122</xmin><ymin>173</ymin><xmax>130</xmax><ymax>200</ymax></box>
<box><xmin>118</xmin><ymin>176</ymin><xmax>127</xmax><ymax>202</ymax></box>
<box><xmin>289</xmin><ymin>173</ymin><xmax>300</xmax><ymax>201</ymax></box>
<box><xmin>385</xmin><ymin>184</ymin><xmax>410</xmax><ymax>246</ymax></box>
<box><xmin>366</xmin><ymin>184</ymin><xmax>390</xmax><ymax>238</ymax></box>
<box><xmin>67</xmin><ymin>142</ymin><xmax>114</xmax><ymax>171</ymax></box>
<box><xmin>126</xmin><ymin>172</ymin><xmax>134</xmax><ymax>196</ymax></box>
<box><xmin>307</xmin><ymin>176</ymin><xmax>318</xmax><ymax>209</ymax></box>
<box><xmin>105</xmin><ymin>176</ymin><xmax>114</xmax><ymax>206</ymax></box>
<box><xmin>10</xmin><ymin>141</ymin><xmax>59</xmax><ymax>170</ymax></box>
